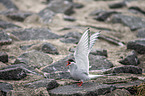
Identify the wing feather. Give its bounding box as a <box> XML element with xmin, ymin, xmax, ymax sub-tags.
<box><xmin>89</xmin><ymin>31</ymin><xmax>100</xmax><ymax>52</ymax></box>
<box><xmin>74</xmin><ymin>29</ymin><xmax>89</xmax><ymax>74</ymax></box>
<box><xmin>74</xmin><ymin>29</ymin><xmax>100</xmax><ymax>74</ymax></box>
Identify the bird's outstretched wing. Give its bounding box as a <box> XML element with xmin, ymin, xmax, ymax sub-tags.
<box><xmin>88</xmin><ymin>31</ymin><xmax>100</xmax><ymax>52</ymax></box>
<box><xmin>74</xmin><ymin>28</ymin><xmax>90</xmax><ymax>74</ymax></box>
<box><xmin>74</xmin><ymin>28</ymin><xmax>100</xmax><ymax>74</ymax></box>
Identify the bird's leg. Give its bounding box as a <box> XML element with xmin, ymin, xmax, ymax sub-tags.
<box><xmin>77</xmin><ymin>81</ymin><xmax>83</xmax><ymax>87</ymax></box>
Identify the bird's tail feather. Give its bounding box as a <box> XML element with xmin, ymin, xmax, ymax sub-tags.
<box><xmin>89</xmin><ymin>74</ymin><xmax>104</xmax><ymax>79</ymax></box>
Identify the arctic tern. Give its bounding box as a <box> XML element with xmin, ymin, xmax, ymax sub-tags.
<box><xmin>66</xmin><ymin>28</ymin><xmax>104</xmax><ymax>86</ymax></box>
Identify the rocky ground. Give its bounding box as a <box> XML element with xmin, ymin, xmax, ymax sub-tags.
<box><xmin>0</xmin><ymin>0</ymin><xmax>145</xmax><ymax>96</ymax></box>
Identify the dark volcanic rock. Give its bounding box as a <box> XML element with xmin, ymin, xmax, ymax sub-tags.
<box><xmin>0</xmin><ymin>32</ymin><xmax>12</xmax><ymax>45</ymax></box>
<box><xmin>93</xmin><ymin>11</ymin><xmax>119</xmax><ymax>21</ymax></box>
<box><xmin>127</xmin><ymin>39</ymin><xmax>145</xmax><ymax>54</ymax></box>
<box><xmin>0</xmin><ymin>64</ymin><xmax>36</xmax><ymax>74</ymax></box>
<box><xmin>24</xmin><ymin>79</ymin><xmax>52</xmax><ymax>89</ymax></box>
<box><xmin>45</xmin><ymin>0</ymin><xmax>53</xmax><ymax>4</ymax></box>
<box><xmin>90</xmin><ymin>49</ymin><xmax>108</xmax><ymax>57</ymax></box>
<box><xmin>113</xmin><ymin>65</ymin><xmax>142</xmax><ymax>74</ymax></box>
<box><xmin>0</xmin><ymin>52</ymin><xmax>8</xmax><ymax>63</ymax></box>
<box><xmin>119</xmin><ymin>51</ymin><xmax>140</xmax><ymax>66</ymax></box>
<box><xmin>137</xmin><ymin>29</ymin><xmax>145</xmax><ymax>38</ymax></box>
<box><xmin>42</xmin><ymin>54</ymin><xmax>73</xmax><ymax>79</ymax></box>
<box><xmin>104</xmin><ymin>65</ymin><xmax>142</xmax><ymax>74</ymax></box>
<box><xmin>39</xmin><ymin>0</ymin><xmax>75</xmax><ymax>23</ymax></box>
<box><xmin>47</xmin><ymin>80</ymin><xmax>59</xmax><ymax>91</ymax></box>
<box><xmin>42</xmin><ymin>54</ymin><xmax>74</xmax><ymax>73</ymax></box>
<box><xmin>38</xmin><ymin>8</ymin><xmax>55</xmax><ymax>24</ymax></box>
<box><xmin>126</xmin><ymin>87</ymin><xmax>137</xmax><ymax>95</ymax></box>
<box><xmin>47</xmin><ymin>71</ymin><xmax>72</xmax><ymax>80</ymax></box>
<box><xmin>14</xmin><ymin>50</ymin><xmax>53</xmax><ymax>69</ymax></box>
<box><xmin>60</xmin><ymin>37</ymin><xmax>78</xmax><ymax>44</ymax></box>
<box><xmin>48</xmin><ymin>82</ymin><xmax>115</xmax><ymax>96</ymax></box>
<box><xmin>72</xmin><ymin>3</ymin><xmax>84</xmax><ymax>9</ymax></box>
<box><xmin>0</xmin><ymin>67</ymin><xmax>27</xmax><ymax>80</ymax></box>
<box><xmin>89</xmin><ymin>54</ymin><xmax>113</xmax><ymax>70</ymax></box>
<box><xmin>109</xmin><ymin>1</ymin><xmax>126</xmax><ymax>9</ymax></box>
<box><xmin>5</xmin><ymin>11</ymin><xmax>32</xmax><ymax>21</ymax></box>
<box><xmin>106</xmin><ymin>89</ymin><xmax>130</xmax><ymax>96</ymax></box>
<box><xmin>111</xmin><ymin>14</ymin><xmax>145</xmax><ymax>31</ymax></box>
<box><xmin>20</xmin><ymin>44</ymin><xmax>35</xmax><ymax>50</ymax></box>
<box><xmin>41</xmin><ymin>43</ymin><xmax>59</xmax><ymax>55</ymax></box>
<box><xmin>63</xmin><ymin>15</ymin><xmax>76</xmax><ymax>21</ymax></box>
<box><xmin>0</xmin><ymin>20</ymin><xmax>20</xmax><ymax>29</ymax></box>
<box><xmin>63</xmin><ymin>31</ymin><xmax>81</xmax><ymax>39</ymax></box>
<box><xmin>47</xmin><ymin>0</ymin><xmax>74</xmax><ymax>15</ymax></box>
<box><xmin>129</xmin><ymin>6</ymin><xmax>145</xmax><ymax>15</ymax></box>
<box><xmin>113</xmin><ymin>80</ymin><xmax>142</xmax><ymax>94</ymax></box>
<box><xmin>11</xmin><ymin>28</ymin><xmax>60</xmax><ymax>40</ymax></box>
<box><xmin>60</xmin><ymin>31</ymin><xmax>81</xmax><ymax>44</ymax></box>
<box><xmin>0</xmin><ymin>0</ymin><xmax>18</xmax><ymax>10</ymax></box>
<box><xmin>0</xmin><ymin>82</ymin><xmax>13</xmax><ymax>95</ymax></box>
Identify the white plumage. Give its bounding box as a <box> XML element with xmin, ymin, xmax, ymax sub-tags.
<box><xmin>67</xmin><ymin>28</ymin><xmax>103</xmax><ymax>86</ymax></box>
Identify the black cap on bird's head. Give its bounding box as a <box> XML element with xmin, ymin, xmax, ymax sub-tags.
<box><xmin>66</xmin><ymin>59</ymin><xmax>75</xmax><ymax>66</ymax></box>
<box><xmin>68</xmin><ymin>59</ymin><xmax>75</xmax><ymax>62</ymax></box>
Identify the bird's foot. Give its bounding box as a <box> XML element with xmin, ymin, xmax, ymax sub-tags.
<box><xmin>77</xmin><ymin>81</ymin><xmax>83</xmax><ymax>87</ymax></box>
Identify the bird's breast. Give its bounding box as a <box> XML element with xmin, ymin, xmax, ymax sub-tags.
<box><xmin>70</xmin><ymin>69</ymin><xmax>89</xmax><ymax>81</ymax></box>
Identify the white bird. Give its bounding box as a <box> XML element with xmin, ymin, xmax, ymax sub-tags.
<box><xmin>66</xmin><ymin>28</ymin><xmax>104</xmax><ymax>86</ymax></box>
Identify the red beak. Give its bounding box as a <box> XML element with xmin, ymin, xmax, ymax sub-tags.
<box><xmin>66</xmin><ymin>61</ymin><xmax>70</xmax><ymax>67</ymax></box>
